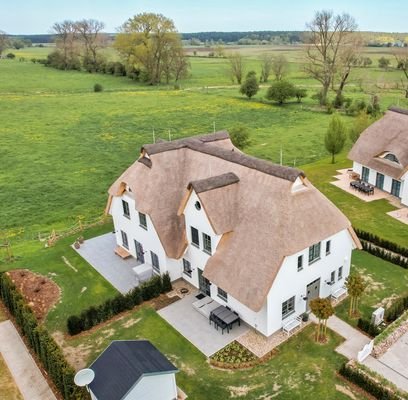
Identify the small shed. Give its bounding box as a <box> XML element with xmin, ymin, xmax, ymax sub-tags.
<box><xmin>88</xmin><ymin>340</ymin><xmax>179</xmax><ymax>400</ymax></box>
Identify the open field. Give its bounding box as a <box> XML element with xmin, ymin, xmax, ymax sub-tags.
<box><xmin>62</xmin><ymin>306</ymin><xmax>368</xmax><ymax>400</ymax></box>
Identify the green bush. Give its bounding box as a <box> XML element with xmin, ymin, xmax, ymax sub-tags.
<box><xmin>339</xmin><ymin>362</ymin><xmax>406</xmax><ymax>400</ymax></box>
<box><xmin>0</xmin><ymin>273</ymin><xmax>87</xmax><ymax>400</ymax></box>
<box><xmin>357</xmin><ymin>318</ymin><xmax>382</xmax><ymax>337</ymax></box>
<box><xmin>94</xmin><ymin>83</ymin><xmax>103</xmax><ymax>92</ymax></box>
<box><xmin>385</xmin><ymin>294</ymin><xmax>408</xmax><ymax>322</ymax></box>
<box><xmin>161</xmin><ymin>272</ymin><xmax>172</xmax><ymax>293</ymax></box>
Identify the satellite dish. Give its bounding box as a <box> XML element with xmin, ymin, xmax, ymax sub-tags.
<box><xmin>74</xmin><ymin>369</ymin><xmax>95</xmax><ymax>387</ymax></box>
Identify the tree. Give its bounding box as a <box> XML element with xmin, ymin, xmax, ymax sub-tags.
<box><xmin>260</xmin><ymin>53</ymin><xmax>273</xmax><ymax>82</ymax></box>
<box><xmin>324</xmin><ymin>114</ymin><xmax>347</xmax><ymax>163</ymax></box>
<box><xmin>309</xmin><ymin>297</ymin><xmax>334</xmax><ymax>342</ymax></box>
<box><xmin>75</xmin><ymin>19</ymin><xmax>106</xmax><ymax>72</ymax></box>
<box><xmin>305</xmin><ymin>10</ymin><xmax>358</xmax><ymax>105</ymax></box>
<box><xmin>229</xmin><ymin>124</ymin><xmax>251</xmax><ymax>149</ymax></box>
<box><xmin>349</xmin><ymin>112</ymin><xmax>371</xmax><ymax>143</ymax></box>
<box><xmin>51</xmin><ymin>20</ymin><xmax>79</xmax><ymax>70</ymax></box>
<box><xmin>115</xmin><ymin>13</ymin><xmax>186</xmax><ymax>85</ymax></box>
<box><xmin>162</xmin><ymin>45</ymin><xmax>190</xmax><ymax>84</ymax></box>
<box><xmin>227</xmin><ymin>52</ymin><xmax>245</xmax><ymax>84</ymax></box>
<box><xmin>0</xmin><ymin>30</ymin><xmax>9</xmax><ymax>57</ymax></box>
<box><xmin>345</xmin><ymin>273</ymin><xmax>367</xmax><ymax>318</ymax></box>
<box><xmin>266</xmin><ymin>80</ymin><xmax>295</xmax><ymax>104</ymax></box>
<box><xmin>394</xmin><ymin>48</ymin><xmax>408</xmax><ymax>98</ymax></box>
<box><xmin>294</xmin><ymin>87</ymin><xmax>307</xmax><ymax>102</ymax></box>
<box><xmin>240</xmin><ymin>71</ymin><xmax>259</xmax><ymax>98</ymax></box>
<box><xmin>271</xmin><ymin>54</ymin><xmax>288</xmax><ymax>81</ymax></box>
<box><xmin>378</xmin><ymin>57</ymin><xmax>390</xmax><ymax>70</ymax></box>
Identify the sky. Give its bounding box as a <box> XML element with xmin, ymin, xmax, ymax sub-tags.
<box><xmin>1</xmin><ymin>0</ymin><xmax>408</xmax><ymax>35</ymax></box>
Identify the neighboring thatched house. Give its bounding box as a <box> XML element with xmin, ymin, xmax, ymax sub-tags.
<box><xmin>106</xmin><ymin>131</ymin><xmax>360</xmax><ymax>337</ymax></box>
<box><xmin>348</xmin><ymin>107</ymin><xmax>408</xmax><ymax>206</ymax></box>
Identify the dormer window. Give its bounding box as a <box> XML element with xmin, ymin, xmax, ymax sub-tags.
<box><xmin>384</xmin><ymin>153</ymin><xmax>400</xmax><ymax>164</ymax></box>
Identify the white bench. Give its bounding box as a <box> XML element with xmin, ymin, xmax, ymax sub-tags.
<box><xmin>282</xmin><ymin>316</ymin><xmax>302</xmax><ymax>336</ymax></box>
<box><xmin>331</xmin><ymin>286</ymin><xmax>347</xmax><ymax>300</ymax></box>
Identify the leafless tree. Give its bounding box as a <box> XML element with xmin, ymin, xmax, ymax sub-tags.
<box><xmin>305</xmin><ymin>10</ymin><xmax>358</xmax><ymax>105</ymax></box>
<box><xmin>271</xmin><ymin>54</ymin><xmax>289</xmax><ymax>81</ymax></box>
<box><xmin>76</xmin><ymin>19</ymin><xmax>106</xmax><ymax>70</ymax></box>
<box><xmin>227</xmin><ymin>52</ymin><xmax>245</xmax><ymax>84</ymax></box>
<box><xmin>394</xmin><ymin>48</ymin><xmax>408</xmax><ymax>98</ymax></box>
<box><xmin>52</xmin><ymin>21</ymin><xmax>79</xmax><ymax>69</ymax></box>
<box><xmin>0</xmin><ymin>30</ymin><xmax>9</xmax><ymax>57</ymax></box>
<box><xmin>259</xmin><ymin>53</ymin><xmax>273</xmax><ymax>82</ymax></box>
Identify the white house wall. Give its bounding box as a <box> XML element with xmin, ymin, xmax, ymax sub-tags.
<box><xmin>266</xmin><ymin>229</ymin><xmax>354</xmax><ymax>336</ymax></box>
<box><xmin>123</xmin><ymin>373</ymin><xmax>178</xmax><ymax>400</ymax></box>
<box><xmin>401</xmin><ymin>171</ymin><xmax>408</xmax><ymax>206</ymax></box>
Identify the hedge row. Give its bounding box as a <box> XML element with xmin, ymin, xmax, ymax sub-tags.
<box><xmin>67</xmin><ymin>272</ymin><xmax>172</xmax><ymax>335</ymax></box>
<box><xmin>355</xmin><ymin>229</ymin><xmax>408</xmax><ymax>258</ymax></box>
<box><xmin>339</xmin><ymin>361</ymin><xmax>408</xmax><ymax>400</ymax></box>
<box><xmin>360</xmin><ymin>241</ymin><xmax>408</xmax><ymax>269</ymax></box>
<box><xmin>0</xmin><ymin>273</ymin><xmax>87</xmax><ymax>400</ymax></box>
<box><xmin>357</xmin><ymin>318</ymin><xmax>382</xmax><ymax>337</ymax></box>
<box><xmin>385</xmin><ymin>293</ymin><xmax>408</xmax><ymax>323</ymax></box>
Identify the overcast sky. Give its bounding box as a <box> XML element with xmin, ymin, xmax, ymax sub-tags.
<box><xmin>2</xmin><ymin>0</ymin><xmax>407</xmax><ymax>34</ymax></box>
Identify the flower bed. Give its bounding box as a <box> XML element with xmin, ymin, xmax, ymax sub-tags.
<box><xmin>210</xmin><ymin>341</ymin><xmax>276</xmax><ymax>370</ymax></box>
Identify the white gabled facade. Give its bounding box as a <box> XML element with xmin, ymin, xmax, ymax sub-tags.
<box><xmin>110</xmin><ymin>185</ymin><xmax>356</xmax><ymax>338</ymax></box>
<box><xmin>352</xmin><ymin>161</ymin><xmax>408</xmax><ymax>206</ymax></box>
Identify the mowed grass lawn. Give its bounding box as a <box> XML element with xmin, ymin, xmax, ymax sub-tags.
<box><xmin>337</xmin><ymin>251</ymin><xmax>408</xmax><ymax>327</ymax></box>
<box><xmin>0</xmin><ymin>354</ymin><xmax>22</xmax><ymax>400</ymax></box>
<box><xmin>64</xmin><ymin>306</ymin><xmax>367</xmax><ymax>400</ymax></box>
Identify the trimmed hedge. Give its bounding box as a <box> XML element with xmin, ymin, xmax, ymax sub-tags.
<box><xmin>360</xmin><ymin>241</ymin><xmax>408</xmax><ymax>269</ymax></box>
<box><xmin>67</xmin><ymin>272</ymin><xmax>172</xmax><ymax>335</ymax></box>
<box><xmin>355</xmin><ymin>229</ymin><xmax>408</xmax><ymax>258</ymax></box>
<box><xmin>385</xmin><ymin>293</ymin><xmax>408</xmax><ymax>323</ymax></box>
<box><xmin>339</xmin><ymin>361</ymin><xmax>408</xmax><ymax>400</ymax></box>
<box><xmin>0</xmin><ymin>273</ymin><xmax>87</xmax><ymax>400</ymax></box>
<box><xmin>357</xmin><ymin>318</ymin><xmax>382</xmax><ymax>337</ymax></box>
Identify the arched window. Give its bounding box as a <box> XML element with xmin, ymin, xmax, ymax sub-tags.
<box><xmin>384</xmin><ymin>153</ymin><xmax>400</xmax><ymax>164</ymax></box>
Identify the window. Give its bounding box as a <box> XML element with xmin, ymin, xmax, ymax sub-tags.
<box><xmin>308</xmin><ymin>242</ymin><xmax>321</xmax><ymax>264</ymax></box>
<box><xmin>282</xmin><ymin>296</ymin><xmax>295</xmax><ymax>319</ymax></box>
<box><xmin>297</xmin><ymin>255</ymin><xmax>303</xmax><ymax>271</ymax></box>
<box><xmin>122</xmin><ymin>200</ymin><xmax>130</xmax><ymax>218</ymax></box>
<box><xmin>183</xmin><ymin>259</ymin><xmax>192</xmax><ymax>277</ymax></box>
<box><xmin>376</xmin><ymin>173</ymin><xmax>384</xmax><ymax>190</ymax></box>
<box><xmin>191</xmin><ymin>227</ymin><xmax>199</xmax><ymax>247</ymax></box>
<box><xmin>384</xmin><ymin>153</ymin><xmax>399</xmax><ymax>164</ymax></box>
<box><xmin>202</xmin><ymin>233</ymin><xmax>212</xmax><ymax>255</ymax></box>
<box><xmin>195</xmin><ymin>201</ymin><xmax>201</xmax><ymax>210</ymax></box>
<box><xmin>326</xmin><ymin>240</ymin><xmax>331</xmax><ymax>255</ymax></box>
<box><xmin>139</xmin><ymin>212</ymin><xmax>147</xmax><ymax>229</ymax></box>
<box><xmin>121</xmin><ymin>230</ymin><xmax>129</xmax><ymax>249</ymax></box>
<box><xmin>330</xmin><ymin>271</ymin><xmax>336</xmax><ymax>284</ymax></box>
<box><xmin>151</xmin><ymin>251</ymin><xmax>160</xmax><ymax>273</ymax></box>
<box><xmin>217</xmin><ymin>287</ymin><xmax>228</xmax><ymax>302</ymax></box>
<box><xmin>361</xmin><ymin>166</ymin><xmax>370</xmax><ymax>183</ymax></box>
<box><xmin>391</xmin><ymin>179</ymin><xmax>401</xmax><ymax>198</ymax></box>
<box><xmin>338</xmin><ymin>266</ymin><xmax>343</xmax><ymax>280</ymax></box>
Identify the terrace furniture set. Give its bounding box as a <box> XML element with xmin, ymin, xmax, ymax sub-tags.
<box><xmin>209</xmin><ymin>305</ymin><xmax>241</xmax><ymax>334</ymax></box>
<box><xmin>350</xmin><ymin>180</ymin><xmax>375</xmax><ymax>195</ymax></box>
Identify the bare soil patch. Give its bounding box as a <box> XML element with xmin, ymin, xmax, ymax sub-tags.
<box><xmin>7</xmin><ymin>269</ymin><xmax>60</xmax><ymax>321</ymax></box>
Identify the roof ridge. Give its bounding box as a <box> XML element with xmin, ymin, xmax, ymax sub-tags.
<box><xmin>188</xmin><ymin>172</ymin><xmax>240</xmax><ymax>193</ymax></box>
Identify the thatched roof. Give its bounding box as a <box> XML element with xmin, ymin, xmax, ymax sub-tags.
<box><xmin>348</xmin><ymin>108</ymin><xmax>408</xmax><ymax>179</ymax></box>
<box><xmin>108</xmin><ymin>132</ymin><xmax>357</xmax><ymax>312</ymax></box>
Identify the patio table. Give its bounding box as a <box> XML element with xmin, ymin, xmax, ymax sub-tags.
<box><xmin>210</xmin><ymin>306</ymin><xmax>241</xmax><ymax>334</ymax></box>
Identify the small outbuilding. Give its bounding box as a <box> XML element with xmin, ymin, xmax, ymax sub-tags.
<box><xmin>88</xmin><ymin>340</ymin><xmax>179</xmax><ymax>400</ymax></box>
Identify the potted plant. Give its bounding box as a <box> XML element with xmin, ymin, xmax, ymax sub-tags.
<box><xmin>301</xmin><ymin>312</ymin><xmax>309</xmax><ymax>322</ymax></box>
<box><xmin>78</xmin><ymin>236</ymin><xmax>84</xmax><ymax>244</ymax></box>
<box><xmin>74</xmin><ymin>241</ymin><xmax>80</xmax><ymax>249</ymax></box>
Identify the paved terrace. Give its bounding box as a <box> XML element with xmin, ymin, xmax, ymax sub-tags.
<box><xmin>73</xmin><ymin>232</ymin><xmax>140</xmax><ymax>294</ymax></box>
<box><xmin>158</xmin><ymin>292</ymin><xmax>249</xmax><ymax>357</ymax></box>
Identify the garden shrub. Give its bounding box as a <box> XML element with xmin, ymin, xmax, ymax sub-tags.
<box><xmin>66</xmin><ymin>273</ymin><xmax>171</xmax><ymax>335</ymax></box>
<box><xmin>94</xmin><ymin>83</ymin><xmax>103</xmax><ymax>92</ymax></box>
<box><xmin>0</xmin><ymin>273</ymin><xmax>87</xmax><ymax>400</ymax></box>
<box><xmin>385</xmin><ymin>294</ymin><xmax>408</xmax><ymax>323</ymax></box>
<box><xmin>357</xmin><ymin>318</ymin><xmax>382</xmax><ymax>337</ymax></box>
<box><xmin>339</xmin><ymin>361</ymin><xmax>407</xmax><ymax>400</ymax></box>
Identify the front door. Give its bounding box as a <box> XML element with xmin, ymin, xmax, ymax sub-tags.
<box><xmin>134</xmin><ymin>240</ymin><xmax>145</xmax><ymax>263</ymax></box>
<box><xmin>391</xmin><ymin>179</ymin><xmax>401</xmax><ymax>198</ymax></box>
<box><xmin>198</xmin><ymin>269</ymin><xmax>211</xmax><ymax>296</ymax></box>
<box><xmin>375</xmin><ymin>173</ymin><xmax>384</xmax><ymax>190</ymax></box>
<box><xmin>361</xmin><ymin>166</ymin><xmax>370</xmax><ymax>183</ymax></box>
<box><xmin>306</xmin><ymin>278</ymin><xmax>320</xmax><ymax>311</ymax></box>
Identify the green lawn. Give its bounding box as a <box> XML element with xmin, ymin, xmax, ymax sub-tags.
<box><xmin>0</xmin><ymin>354</ymin><xmax>22</xmax><ymax>400</ymax></box>
<box><xmin>337</xmin><ymin>251</ymin><xmax>408</xmax><ymax>327</ymax></box>
<box><xmin>0</xmin><ymin>224</ymin><xmax>118</xmax><ymax>333</ymax></box>
<box><xmin>64</xmin><ymin>306</ymin><xmax>367</xmax><ymax>400</ymax></box>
